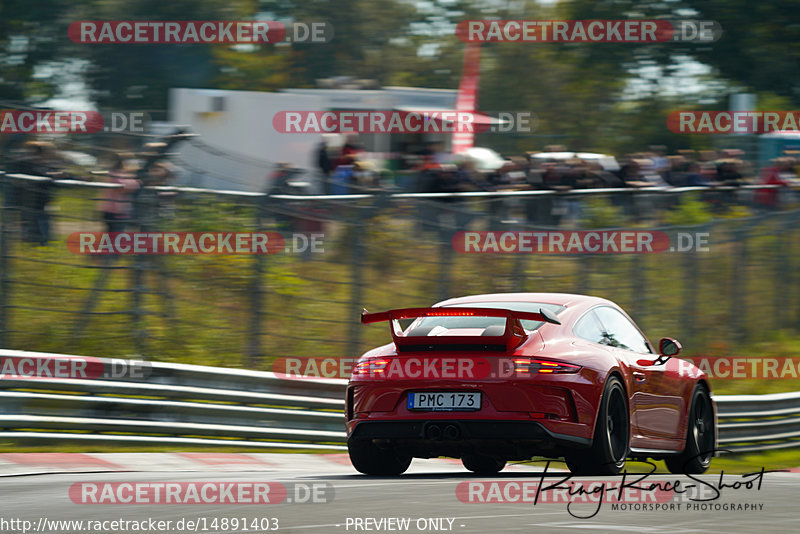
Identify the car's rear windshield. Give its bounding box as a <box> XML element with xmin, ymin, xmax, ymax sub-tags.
<box><xmin>411</xmin><ymin>301</ymin><xmax>565</xmax><ymax>333</ymax></box>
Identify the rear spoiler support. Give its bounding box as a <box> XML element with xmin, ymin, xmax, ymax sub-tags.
<box><xmin>360</xmin><ymin>306</ymin><xmax>561</xmax><ymax>353</ymax></box>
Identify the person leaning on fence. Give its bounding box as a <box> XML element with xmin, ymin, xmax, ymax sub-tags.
<box><xmin>99</xmin><ymin>153</ymin><xmax>140</xmax><ymax>232</ymax></box>
<box><xmin>18</xmin><ymin>141</ymin><xmax>64</xmax><ymax>245</ymax></box>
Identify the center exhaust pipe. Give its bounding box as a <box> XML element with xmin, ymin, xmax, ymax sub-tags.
<box><xmin>444</xmin><ymin>425</ymin><xmax>460</xmax><ymax>440</ymax></box>
<box><xmin>426</xmin><ymin>424</ymin><xmax>443</xmax><ymax>440</ymax></box>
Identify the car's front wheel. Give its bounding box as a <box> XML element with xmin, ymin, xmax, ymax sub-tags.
<box><xmin>462</xmin><ymin>454</ymin><xmax>506</xmax><ymax>475</ymax></box>
<box><xmin>348</xmin><ymin>438</ymin><xmax>412</xmax><ymax>476</ymax></box>
<box><xmin>566</xmin><ymin>375</ymin><xmax>629</xmax><ymax>475</ymax></box>
<box><xmin>665</xmin><ymin>384</ymin><xmax>714</xmax><ymax>474</ymax></box>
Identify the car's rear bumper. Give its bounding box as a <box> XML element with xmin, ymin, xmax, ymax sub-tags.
<box><xmin>349</xmin><ymin>419</ymin><xmax>591</xmax><ymax>460</ymax></box>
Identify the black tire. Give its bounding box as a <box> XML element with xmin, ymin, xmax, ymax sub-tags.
<box><xmin>665</xmin><ymin>384</ymin><xmax>714</xmax><ymax>474</ymax></box>
<box><xmin>462</xmin><ymin>454</ymin><xmax>506</xmax><ymax>475</ymax></box>
<box><xmin>347</xmin><ymin>438</ymin><xmax>412</xmax><ymax>476</ymax></box>
<box><xmin>566</xmin><ymin>376</ymin><xmax>629</xmax><ymax>475</ymax></box>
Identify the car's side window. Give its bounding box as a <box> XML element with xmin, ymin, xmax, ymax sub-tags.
<box><xmin>574</xmin><ymin>310</ymin><xmax>606</xmax><ymax>344</ymax></box>
<box><xmin>594</xmin><ymin>306</ymin><xmax>651</xmax><ymax>354</ymax></box>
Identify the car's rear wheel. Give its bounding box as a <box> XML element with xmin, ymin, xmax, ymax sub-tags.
<box><xmin>348</xmin><ymin>438</ymin><xmax>412</xmax><ymax>476</ymax></box>
<box><xmin>566</xmin><ymin>375</ymin><xmax>629</xmax><ymax>475</ymax></box>
<box><xmin>462</xmin><ymin>454</ymin><xmax>506</xmax><ymax>475</ymax></box>
<box><xmin>665</xmin><ymin>384</ymin><xmax>714</xmax><ymax>474</ymax></box>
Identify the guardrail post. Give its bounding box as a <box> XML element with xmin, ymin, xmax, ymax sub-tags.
<box><xmin>0</xmin><ymin>173</ymin><xmax>11</xmax><ymax>347</ymax></box>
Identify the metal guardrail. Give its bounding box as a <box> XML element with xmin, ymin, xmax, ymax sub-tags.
<box><xmin>1</xmin><ymin>349</ymin><xmax>799</xmax><ymax>454</ymax></box>
<box><xmin>0</xmin><ymin>349</ymin><xmax>347</xmax><ymax>451</ymax></box>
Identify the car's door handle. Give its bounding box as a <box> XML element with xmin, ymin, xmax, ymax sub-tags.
<box><xmin>633</xmin><ymin>372</ymin><xmax>646</xmax><ymax>383</ymax></box>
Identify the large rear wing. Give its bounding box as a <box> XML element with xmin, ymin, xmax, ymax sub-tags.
<box><xmin>360</xmin><ymin>307</ymin><xmax>561</xmax><ymax>353</ymax></box>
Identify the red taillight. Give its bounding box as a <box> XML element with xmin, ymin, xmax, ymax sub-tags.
<box><xmin>353</xmin><ymin>358</ymin><xmax>390</xmax><ymax>375</ymax></box>
<box><xmin>512</xmin><ymin>358</ymin><xmax>580</xmax><ymax>374</ymax></box>
<box><xmin>528</xmin><ymin>412</ymin><xmax>559</xmax><ymax>419</ymax></box>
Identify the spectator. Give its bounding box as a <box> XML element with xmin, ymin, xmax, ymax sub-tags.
<box><xmin>17</xmin><ymin>141</ymin><xmax>63</xmax><ymax>245</ymax></box>
<box><xmin>99</xmin><ymin>153</ymin><xmax>140</xmax><ymax>232</ymax></box>
<box><xmin>664</xmin><ymin>155</ymin><xmax>688</xmax><ymax>186</ymax></box>
<box><xmin>755</xmin><ymin>157</ymin><xmax>797</xmax><ymax>209</ymax></box>
<box><xmin>616</xmin><ymin>159</ymin><xmax>644</xmax><ymax>186</ymax></box>
<box><xmin>331</xmin><ymin>155</ymin><xmax>356</xmax><ymax>195</ymax></box>
<box><xmin>649</xmin><ymin>145</ymin><xmax>669</xmax><ymax>175</ymax></box>
<box><xmin>716</xmin><ymin>159</ymin><xmax>745</xmax><ymax>186</ymax></box>
<box><xmin>686</xmin><ymin>162</ymin><xmax>709</xmax><ymax>186</ymax></box>
<box><xmin>316</xmin><ymin>139</ymin><xmax>333</xmax><ymax>194</ymax></box>
<box><xmin>339</xmin><ymin>135</ymin><xmax>362</xmax><ymax>166</ymax></box>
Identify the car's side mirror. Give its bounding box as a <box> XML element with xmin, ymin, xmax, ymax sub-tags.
<box><xmin>659</xmin><ymin>337</ymin><xmax>681</xmax><ymax>358</ymax></box>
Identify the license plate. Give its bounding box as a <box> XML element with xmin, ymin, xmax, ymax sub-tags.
<box><xmin>407</xmin><ymin>392</ymin><xmax>481</xmax><ymax>411</ymax></box>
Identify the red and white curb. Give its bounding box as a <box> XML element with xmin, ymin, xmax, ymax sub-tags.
<box><xmin>0</xmin><ymin>453</ymin><xmax>547</xmax><ymax>476</ymax></box>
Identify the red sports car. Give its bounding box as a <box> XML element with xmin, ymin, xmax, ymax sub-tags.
<box><xmin>345</xmin><ymin>292</ymin><xmax>716</xmax><ymax>476</ymax></box>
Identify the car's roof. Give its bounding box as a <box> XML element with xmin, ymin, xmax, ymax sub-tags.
<box><xmin>435</xmin><ymin>292</ymin><xmax>616</xmax><ymax>309</ymax></box>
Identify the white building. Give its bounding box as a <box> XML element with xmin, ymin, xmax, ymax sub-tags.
<box><xmin>168</xmin><ymin>86</ymin><xmax>457</xmax><ymax>191</ymax></box>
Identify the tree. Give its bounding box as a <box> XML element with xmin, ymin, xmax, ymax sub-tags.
<box><xmin>0</xmin><ymin>0</ymin><xmax>73</xmax><ymax>102</ymax></box>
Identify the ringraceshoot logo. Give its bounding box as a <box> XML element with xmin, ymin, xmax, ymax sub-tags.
<box><xmin>456</xmin><ymin>461</ymin><xmax>770</xmax><ymax>518</ymax></box>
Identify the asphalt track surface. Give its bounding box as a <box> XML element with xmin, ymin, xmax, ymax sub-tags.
<box><xmin>0</xmin><ymin>458</ymin><xmax>796</xmax><ymax>534</ymax></box>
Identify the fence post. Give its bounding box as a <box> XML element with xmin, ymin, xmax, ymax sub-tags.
<box><xmin>437</xmin><ymin>229</ymin><xmax>453</xmax><ymax>301</ymax></box>
<box><xmin>0</xmin><ymin>173</ymin><xmax>11</xmax><ymax>347</ymax></box>
<box><xmin>512</xmin><ymin>252</ymin><xmax>526</xmax><ymax>291</ymax></box>
<box><xmin>248</xmin><ymin>194</ymin><xmax>267</xmax><ymax>367</ymax></box>
<box><xmin>130</xmin><ymin>188</ymin><xmax>150</xmax><ymax>356</ymax></box>
<box><xmin>795</xmin><ymin>219</ymin><xmax>800</xmax><ymax>333</ymax></box>
<box><xmin>629</xmin><ymin>254</ymin><xmax>646</xmax><ymax>331</ymax></box>
<box><xmin>730</xmin><ymin>225</ymin><xmax>747</xmax><ymax>342</ymax></box>
<box><xmin>577</xmin><ymin>254</ymin><xmax>591</xmax><ymax>295</ymax></box>
<box><xmin>774</xmin><ymin>215</ymin><xmax>792</xmax><ymax>331</ymax></box>
<box><xmin>682</xmin><ymin>228</ymin><xmax>700</xmax><ymax>344</ymax></box>
<box><xmin>347</xmin><ymin>212</ymin><xmax>365</xmax><ymax>359</ymax></box>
